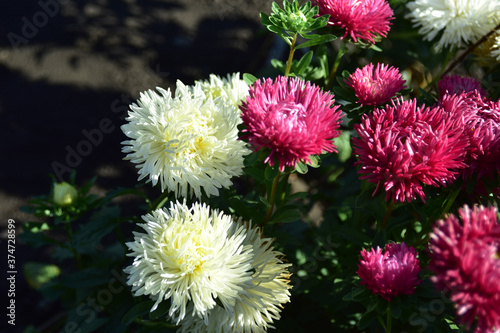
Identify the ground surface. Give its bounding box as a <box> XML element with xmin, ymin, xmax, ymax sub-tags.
<box><xmin>0</xmin><ymin>0</ymin><xmax>279</xmax><ymax>331</ymax></box>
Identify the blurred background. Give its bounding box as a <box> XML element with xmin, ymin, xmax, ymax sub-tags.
<box><xmin>0</xmin><ymin>0</ymin><xmax>276</xmax><ymax>331</ymax></box>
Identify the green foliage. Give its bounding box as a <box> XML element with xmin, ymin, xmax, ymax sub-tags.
<box><xmin>260</xmin><ymin>0</ymin><xmax>336</xmax><ymax>46</ymax></box>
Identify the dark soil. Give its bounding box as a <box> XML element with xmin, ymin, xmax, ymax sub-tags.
<box><xmin>0</xmin><ymin>0</ymin><xmax>281</xmax><ymax>331</ymax></box>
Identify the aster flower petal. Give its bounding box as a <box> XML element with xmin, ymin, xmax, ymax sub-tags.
<box><xmin>428</xmin><ymin>204</ymin><xmax>500</xmax><ymax>332</ymax></box>
<box><xmin>357</xmin><ymin>242</ymin><xmax>421</xmax><ymax>301</ymax></box>
<box><xmin>406</xmin><ymin>0</ymin><xmax>500</xmax><ymax>50</ymax></box>
<box><xmin>313</xmin><ymin>0</ymin><xmax>395</xmax><ymax>43</ymax></box>
<box><xmin>121</xmin><ymin>80</ymin><xmax>251</xmax><ymax>198</ymax></box>
<box><xmin>346</xmin><ymin>63</ymin><xmax>406</xmax><ymax>106</ymax></box>
<box><xmin>124</xmin><ymin>201</ymin><xmax>255</xmax><ymax>324</ymax></box>
<box><xmin>240</xmin><ymin>76</ymin><xmax>344</xmax><ymax>172</ymax></box>
<box><xmin>178</xmin><ymin>225</ymin><xmax>292</xmax><ymax>333</ymax></box>
<box><xmin>195</xmin><ymin>72</ymin><xmax>250</xmax><ymax>108</ymax></box>
<box><xmin>438</xmin><ymin>75</ymin><xmax>486</xmax><ymax>97</ymax></box>
<box><xmin>352</xmin><ymin>98</ymin><xmax>468</xmax><ymax>203</ymax></box>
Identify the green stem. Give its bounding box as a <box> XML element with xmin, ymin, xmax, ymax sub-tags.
<box><xmin>326</xmin><ymin>41</ymin><xmax>348</xmax><ymax>90</ymax></box>
<box><xmin>149</xmin><ymin>191</ymin><xmax>169</xmax><ymax>212</ymax></box>
<box><xmin>285</xmin><ymin>33</ymin><xmax>298</xmax><ymax>77</ymax></box>
<box><xmin>381</xmin><ymin>201</ymin><xmax>394</xmax><ymax>229</ymax></box>
<box><xmin>262</xmin><ymin>174</ymin><xmax>281</xmax><ymax>226</ymax></box>
<box><xmin>442</xmin><ymin>186</ymin><xmax>461</xmax><ymax>217</ymax></box>
<box><xmin>65</xmin><ymin>223</ymin><xmax>83</xmax><ymax>269</ymax></box>
<box><xmin>386</xmin><ymin>304</ymin><xmax>392</xmax><ymax>333</ymax></box>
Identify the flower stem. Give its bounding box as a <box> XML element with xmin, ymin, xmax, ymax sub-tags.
<box><xmin>65</xmin><ymin>223</ymin><xmax>83</xmax><ymax>269</ymax></box>
<box><xmin>386</xmin><ymin>304</ymin><xmax>392</xmax><ymax>333</ymax></box>
<box><xmin>150</xmin><ymin>191</ymin><xmax>169</xmax><ymax>212</ymax></box>
<box><xmin>285</xmin><ymin>33</ymin><xmax>298</xmax><ymax>77</ymax></box>
<box><xmin>381</xmin><ymin>201</ymin><xmax>394</xmax><ymax>229</ymax></box>
<box><xmin>326</xmin><ymin>41</ymin><xmax>348</xmax><ymax>90</ymax></box>
<box><xmin>262</xmin><ymin>173</ymin><xmax>281</xmax><ymax>226</ymax></box>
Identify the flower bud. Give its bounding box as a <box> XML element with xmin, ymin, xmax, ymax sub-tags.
<box><xmin>53</xmin><ymin>182</ymin><xmax>78</xmax><ymax>206</ymax></box>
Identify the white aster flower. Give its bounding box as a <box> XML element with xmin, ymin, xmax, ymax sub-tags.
<box><xmin>195</xmin><ymin>72</ymin><xmax>250</xmax><ymax>109</ymax></box>
<box><xmin>178</xmin><ymin>224</ymin><xmax>292</xmax><ymax>333</ymax></box>
<box><xmin>121</xmin><ymin>80</ymin><xmax>250</xmax><ymax>198</ymax></box>
<box><xmin>406</xmin><ymin>0</ymin><xmax>500</xmax><ymax>50</ymax></box>
<box><xmin>124</xmin><ymin>201</ymin><xmax>255</xmax><ymax>324</ymax></box>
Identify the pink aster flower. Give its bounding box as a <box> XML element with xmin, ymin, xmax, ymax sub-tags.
<box><xmin>438</xmin><ymin>75</ymin><xmax>486</xmax><ymax>98</ymax></box>
<box><xmin>312</xmin><ymin>0</ymin><xmax>395</xmax><ymax>43</ymax></box>
<box><xmin>357</xmin><ymin>242</ymin><xmax>421</xmax><ymax>301</ymax></box>
<box><xmin>352</xmin><ymin>98</ymin><xmax>468</xmax><ymax>203</ymax></box>
<box><xmin>240</xmin><ymin>76</ymin><xmax>344</xmax><ymax>171</ymax></box>
<box><xmin>439</xmin><ymin>92</ymin><xmax>500</xmax><ymax>194</ymax></box>
<box><xmin>345</xmin><ymin>63</ymin><xmax>406</xmax><ymax>106</ymax></box>
<box><xmin>428</xmin><ymin>205</ymin><xmax>500</xmax><ymax>333</ymax></box>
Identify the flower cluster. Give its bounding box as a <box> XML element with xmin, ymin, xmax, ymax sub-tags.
<box><xmin>124</xmin><ymin>201</ymin><xmax>291</xmax><ymax>331</ymax></box>
<box><xmin>240</xmin><ymin>75</ymin><xmax>344</xmax><ymax>171</ymax></box>
<box><xmin>428</xmin><ymin>205</ymin><xmax>500</xmax><ymax>333</ymax></box>
<box><xmin>313</xmin><ymin>0</ymin><xmax>395</xmax><ymax>43</ymax></box>
<box><xmin>357</xmin><ymin>242</ymin><xmax>421</xmax><ymax>301</ymax></box>
<box><xmin>121</xmin><ymin>74</ymin><xmax>251</xmax><ymax>198</ymax></box>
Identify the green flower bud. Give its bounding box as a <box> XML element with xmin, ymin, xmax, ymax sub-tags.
<box><xmin>53</xmin><ymin>182</ymin><xmax>78</xmax><ymax>206</ymax></box>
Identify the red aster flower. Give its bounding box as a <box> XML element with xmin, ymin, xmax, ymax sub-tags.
<box><xmin>439</xmin><ymin>92</ymin><xmax>500</xmax><ymax>193</ymax></box>
<box><xmin>357</xmin><ymin>242</ymin><xmax>421</xmax><ymax>301</ymax></box>
<box><xmin>345</xmin><ymin>63</ymin><xmax>406</xmax><ymax>106</ymax></box>
<box><xmin>312</xmin><ymin>0</ymin><xmax>395</xmax><ymax>43</ymax></box>
<box><xmin>428</xmin><ymin>205</ymin><xmax>500</xmax><ymax>333</ymax></box>
<box><xmin>438</xmin><ymin>75</ymin><xmax>486</xmax><ymax>98</ymax></box>
<box><xmin>240</xmin><ymin>76</ymin><xmax>344</xmax><ymax>171</ymax></box>
<box><xmin>352</xmin><ymin>98</ymin><xmax>468</xmax><ymax>203</ymax></box>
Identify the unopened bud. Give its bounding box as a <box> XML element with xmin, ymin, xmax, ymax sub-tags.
<box><xmin>53</xmin><ymin>182</ymin><xmax>78</xmax><ymax>206</ymax></box>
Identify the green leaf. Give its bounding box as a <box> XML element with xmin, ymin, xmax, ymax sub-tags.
<box><xmin>390</xmin><ymin>299</ymin><xmax>402</xmax><ymax>319</ymax></box>
<box><xmin>243</xmin><ymin>73</ymin><xmax>258</xmax><ymax>85</ymax></box>
<box><xmin>72</xmin><ymin>205</ymin><xmax>121</xmax><ymax>254</ymax></box>
<box><xmin>264</xmin><ymin>165</ymin><xmax>280</xmax><ymax>180</ymax></box>
<box><xmin>122</xmin><ymin>300</ymin><xmax>155</xmax><ymax>325</ymax></box>
<box><xmin>295</xmin><ymin>161</ymin><xmax>309</xmax><ymax>174</ymax></box>
<box><xmin>358</xmin><ymin>310</ymin><xmax>378</xmax><ymax>330</ymax></box>
<box><xmin>342</xmin><ymin>287</ymin><xmax>365</xmax><ymax>301</ymax></box>
<box><xmin>149</xmin><ymin>300</ymin><xmax>171</xmax><ymax>320</ymax></box>
<box><xmin>294</xmin><ymin>50</ymin><xmax>313</xmax><ymax>75</ymax></box>
<box><xmin>295</xmin><ymin>34</ymin><xmax>337</xmax><ymax>49</ymax></box>
<box><xmin>104</xmin><ymin>187</ymin><xmax>150</xmax><ymax>205</ymax></box>
<box><xmin>307</xmin><ymin>154</ymin><xmax>321</xmax><ymax>168</ymax></box>
<box><xmin>269</xmin><ymin>206</ymin><xmax>301</xmax><ymax>224</ymax></box>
